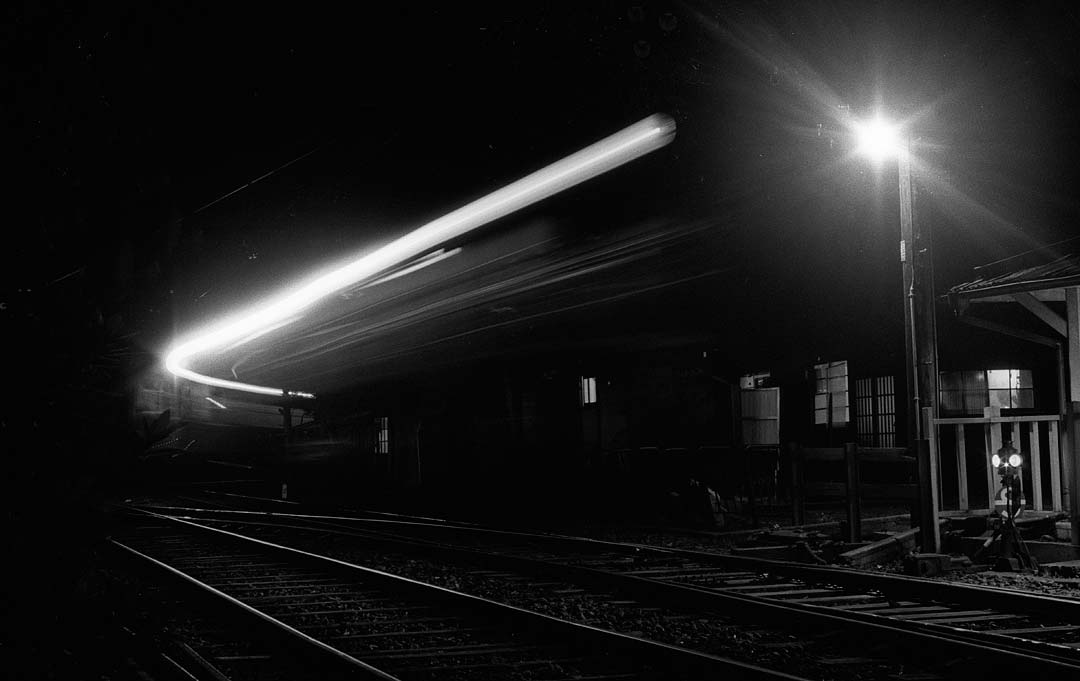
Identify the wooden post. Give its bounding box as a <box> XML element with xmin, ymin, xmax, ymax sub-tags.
<box><xmin>1071</xmin><ymin>401</ymin><xmax>1080</xmax><ymax>546</ymax></box>
<box><xmin>745</xmin><ymin>445</ymin><xmax>758</xmax><ymax>528</ymax></box>
<box><xmin>282</xmin><ymin>405</ymin><xmax>293</xmax><ymax>444</ymax></box>
<box><xmin>844</xmin><ymin>442</ymin><xmax>861</xmax><ymax>542</ymax></box>
<box><xmin>916</xmin><ymin>439</ymin><xmax>940</xmax><ymax>553</ymax></box>
<box><xmin>1027</xmin><ymin>422</ymin><xmax>1043</xmax><ymax>511</ymax></box>
<box><xmin>1050</xmin><ymin>419</ymin><xmax>1063</xmax><ymax>512</ymax></box>
<box><xmin>925</xmin><ymin>407</ymin><xmax>942</xmax><ymax>519</ymax></box>
<box><xmin>1068</xmin><ymin>287</ymin><xmax>1080</xmax><ymax>544</ymax></box>
<box><xmin>791</xmin><ymin>443</ymin><xmax>805</xmax><ymax>526</ymax></box>
<box><xmin>956</xmin><ymin>423</ymin><xmax>969</xmax><ymax>511</ymax></box>
<box><xmin>985</xmin><ymin>407</ymin><xmax>1002</xmax><ymax>511</ymax></box>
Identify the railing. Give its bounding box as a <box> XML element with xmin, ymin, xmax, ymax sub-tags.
<box><xmin>933</xmin><ymin>411</ymin><xmax>1062</xmax><ymax>512</ymax></box>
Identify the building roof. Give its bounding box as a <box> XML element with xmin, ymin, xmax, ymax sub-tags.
<box><xmin>946</xmin><ymin>253</ymin><xmax>1080</xmax><ymax>302</ymax></box>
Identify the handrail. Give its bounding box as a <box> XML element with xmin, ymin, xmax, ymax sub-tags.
<box><xmin>934</xmin><ymin>414</ymin><xmax>1061</xmax><ymax>425</ymax></box>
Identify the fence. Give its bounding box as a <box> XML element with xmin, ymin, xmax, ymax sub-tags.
<box><xmin>933</xmin><ymin>411</ymin><xmax>1062</xmax><ymax>512</ymax></box>
<box><xmin>790</xmin><ymin>444</ymin><xmax>917</xmax><ymax>540</ymax></box>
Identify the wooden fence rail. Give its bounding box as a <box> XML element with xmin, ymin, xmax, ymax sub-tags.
<box><xmin>791</xmin><ymin>444</ymin><xmax>916</xmax><ymax>541</ymax></box>
<box><xmin>933</xmin><ymin>413</ymin><xmax>1061</xmax><ymax>513</ymax></box>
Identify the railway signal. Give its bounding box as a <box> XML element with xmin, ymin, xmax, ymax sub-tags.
<box><xmin>978</xmin><ymin>440</ymin><xmax>1037</xmax><ymax>572</ymax></box>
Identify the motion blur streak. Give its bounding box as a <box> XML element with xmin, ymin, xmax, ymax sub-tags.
<box><xmin>165</xmin><ymin>114</ymin><xmax>677</xmax><ymax>397</ymax></box>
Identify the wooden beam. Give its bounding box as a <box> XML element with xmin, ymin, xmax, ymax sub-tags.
<box><xmin>839</xmin><ymin>527</ymin><xmax>920</xmax><ymax>568</ymax></box>
<box><xmin>936</xmin><ymin>415</ymin><xmax>1062</xmax><ymax>425</ymax></box>
<box><xmin>954</xmin><ymin>313</ymin><xmax>1060</xmax><ymax>348</ymax></box>
<box><xmin>1012</xmin><ymin>292</ymin><xmax>1068</xmax><ymax>336</ymax></box>
<box><xmin>969</xmin><ymin>290</ymin><xmax>1068</xmax><ymax>303</ymax></box>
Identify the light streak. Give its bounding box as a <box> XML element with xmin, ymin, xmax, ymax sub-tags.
<box><xmin>205</xmin><ymin>397</ymin><xmax>227</xmax><ymax>409</ymax></box>
<box><xmin>165</xmin><ymin>113</ymin><xmax>677</xmax><ymax>398</ymax></box>
<box><xmin>360</xmin><ymin>248</ymin><xmax>462</xmax><ymax>289</ymax></box>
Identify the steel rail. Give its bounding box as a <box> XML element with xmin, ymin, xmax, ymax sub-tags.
<box><xmin>142</xmin><ymin>504</ymin><xmax>1080</xmax><ymax>676</ymax></box>
<box><xmin>139</xmin><ymin>499</ymin><xmax>1080</xmax><ymax>620</ymax></box>
<box><xmin>117</xmin><ymin>507</ymin><xmax>808</xmax><ymax>681</ymax></box>
<box><xmin>111</xmin><ymin>540</ymin><xmax>399</xmax><ymax>680</ymax></box>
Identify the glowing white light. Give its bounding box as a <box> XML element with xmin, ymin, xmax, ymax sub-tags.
<box><xmin>854</xmin><ymin>116</ymin><xmax>901</xmax><ymax>162</ymax></box>
<box><xmin>992</xmin><ymin>454</ymin><xmax>1001</xmax><ymax>467</ymax></box>
<box><xmin>205</xmin><ymin>397</ymin><xmax>227</xmax><ymax>409</ymax></box>
<box><xmin>360</xmin><ymin>248</ymin><xmax>462</xmax><ymax>289</ymax></box>
<box><xmin>165</xmin><ymin>114</ymin><xmax>677</xmax><ymax>398</ymax></box>
<box><xmin>1008</xmin><ymin>453</ymin><xmax>1023</xmax><ymax>468</ymax></box>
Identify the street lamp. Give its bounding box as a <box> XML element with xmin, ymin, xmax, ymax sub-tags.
<box><xmin>853</xmin><ymin>116</ymin><xmax>902</xmax><ymax>164</ymax></box>
<box><xmin>852</xmin><ymin>116</ymin><xmax>924</xmax><ymax>435</ymax></box>
<box><xmin>851</xmin><ymin>113</ymin><xmax>941</xmax><ymax>553</ymax></box>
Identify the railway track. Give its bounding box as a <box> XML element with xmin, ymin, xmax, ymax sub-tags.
<box><xmin>104</xmin><ymin>557</ymin><xmax>328</xmax><ymax>681</ymax></box>
<box><xmin>128</xmin><ymin>500</ymin><xmax>1080</xmax><ymax>678</ymax></box>
<box><xmin>111</xmin><ymin>509</ymin><xmax>805</xmax><ymax>681</ymax></box>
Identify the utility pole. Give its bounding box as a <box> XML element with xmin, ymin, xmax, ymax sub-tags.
<box><xmin>898</xmin><ymin>137</ymin><xmax>941</xmax><ymax>553</ymax></box>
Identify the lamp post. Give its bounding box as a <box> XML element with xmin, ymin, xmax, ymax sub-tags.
<box><xmin>853</xmin><ymin>116</ymin><xmax>941</xmax><ymax>552</ymax></box>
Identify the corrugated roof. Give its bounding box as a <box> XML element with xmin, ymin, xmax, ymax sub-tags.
<box><xmin>947</xmin><ymin>253</ymin><xmax>1080</xmax><ymax>300</ymax></box>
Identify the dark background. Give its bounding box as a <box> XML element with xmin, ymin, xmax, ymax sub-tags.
<box><xmin>4</xmin><ymin>1</ymin><xmax>1080</xmax><ymax>675</ymax></box>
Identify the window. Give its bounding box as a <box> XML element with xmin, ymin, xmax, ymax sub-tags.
<box><xmin>374</xmin><ymin>417</ymin><xmax>390</xmax><ymax>455</ymax></box>
<box><xmin>855</xmin><ymin>376</ymin><xmax>896</xmax><ymax>447</ymax></box>
<box><xmin>580</xmin><ymin>376</ymin><xmax>597</xmax><ymax>405</ymax></box>
<box><xmin>987</xmin><ymin>369</ymin><xmax>1034</xmax><ymax>409</ymax></box>
<box><xmin>813</xmin><ymin>361</ymin><xmax>849</xmax><ymax>425</ymax></box>
<box><xmin>939</xmin><ymin>369</ymin><xmax>1033</xmax><ymax>414</ymax></box>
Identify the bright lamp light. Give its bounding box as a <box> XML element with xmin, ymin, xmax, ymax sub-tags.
<box><xmin>854</xmin><ymin>116</ymin><xmax>902</xmax><ymax>162</ymax></box>
<box><xmin>1008</xmin><ymin>453</ymin><xmax>1023</xmax><ymax>468</ymax></box>
<box><xmin>992</xmin><ymin>454</ymin><xmax>1001</xmax><ymax>467</ymax></box>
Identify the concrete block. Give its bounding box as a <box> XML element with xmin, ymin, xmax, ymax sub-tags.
<box><xmin>952</xmin><ymin>536</ymin><xmax>1080</xmax><ymax>564</ymax></box>
<box><xmin>1056</xmin><ymin>521</ymin><xmax>1072</xmax><ymax>542</ymax></box>
<box><xmin>839</xmin><ymin>527</ymin><xmax>920</xmax><ymax>568</ymax></box>
<box><xmin>903</xmin><ymin>553</ymin><xmax>952</xmax><ymax>577</ymax></box>
<box><xmin>950</xmin><ymin>555</ymin><xmax>974</xmax><ymax>570</ymax></box>
<box><xmin>1040</xmin><ymin>560</ymin><xmax>1080</xmax><ymax>578</ymax></box>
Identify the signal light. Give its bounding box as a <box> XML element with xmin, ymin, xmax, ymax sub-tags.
<box><xmin>992</xmin><ymin>453</ymin><xmax>1024</xmax><ymax>468</ymax></box>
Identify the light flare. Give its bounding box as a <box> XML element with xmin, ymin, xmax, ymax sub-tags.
<box><xmin>853</xmin><ymin>116</ymin><xmax>902</xmax><ymax>162</ymax></box>
<box><xmin>165</xmin><ymin>114</ymin><xmax>677</xmax><ymax>398</ymax></box>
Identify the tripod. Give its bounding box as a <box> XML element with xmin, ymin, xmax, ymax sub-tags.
<box><xmin>975</xmin><ymin>469</ymin><xmax>1037</xmax><ymax>572</ymax></box>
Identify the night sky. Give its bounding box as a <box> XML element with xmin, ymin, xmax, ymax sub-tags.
<box><xmin>5</xmin><ymin>0</ymin><xmax>1080</xmax><ymax>409</ymax></box>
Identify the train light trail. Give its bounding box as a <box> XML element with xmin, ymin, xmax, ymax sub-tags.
<box><xmin>165</xmin><ymin>113</ymin><xmax>677</xmax><ymax>398</ymax></box>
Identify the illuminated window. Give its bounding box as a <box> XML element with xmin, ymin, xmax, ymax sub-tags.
<box><xmin>940</xmin><ymin>369</ymin><xmax>1033</xmax><ymax>414</ymax></box>
<box><xmin>987</xmin><ymin>369</ymin><xmax>1034</xmax><ymax>409</ymax></box>
<box><xmin>813</xmin><ymin>361</ymin><xmax>849</xmax><ymax>425</ymax></box>
<box><xmin>374</xmin><ymin>417</ymin><xmax>390</xmax><ymax>455</ymax></box>
<box><xmin>580</xmin><ymin>376</ymin><xmax>597</xmax><ymax>405</ymax></box>
<box><xmin>855</xmin><ymin>376</ymin><xmax>896</xmax><ymax>447</ymax></box>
